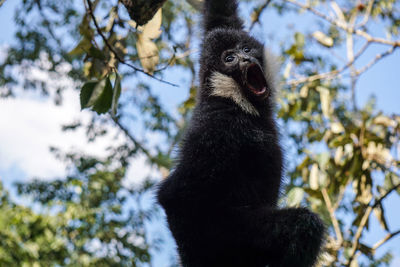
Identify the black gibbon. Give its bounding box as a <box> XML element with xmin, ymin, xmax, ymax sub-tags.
<box><xmin>157</xmin><ymin>0</ymin><xmax>325</xmax><ymax>266</ymax></box>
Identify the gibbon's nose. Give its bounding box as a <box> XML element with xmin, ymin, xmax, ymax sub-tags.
<box><xmin>238</xmin><ymin>54</ymin><xmax>255</xmax><ymax>70</ymax></box>
<box><xmin>239</xmin><ymin>54</ymin><xmax>252</xmax><ymax>62</ymax></box>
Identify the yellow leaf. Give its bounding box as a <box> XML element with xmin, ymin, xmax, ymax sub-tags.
<box><xmin>105</xmin><ymin>7</ymin><xmax>118</xmax><ymax>33</ymax></box>
<box><xmin>136</xmin><ymin>34</ymin><xmax>159</xmax><ymax>74</ymax></box>
<box><xmin>299</xmin><ymin>85</ymin><xmax>308</xmax><ymax>98</ymax></box>
<box><xmin>374</xmin><ymin>115</ymin><xmax>396</xmax><ymax>127</ymax></box>
<box><xmin>350</xmin><ymin>257</ymin><xmax>359</xmax><ymax>267</ymax></box>
<box><xmin>283</xmin><ymin>61</ymin><xmax>292</xmax><ymax>79</ymax></box>
<box><xmin>317</xmin><ymin>86</ymin><xmax>331</xmax><ymax>118</ymax></box>
<box><xmin>142</xmin><ymin>9</ymin><xmax>162</xmax><ymax>40</ymax></box>
<box><xmin>366</xmin><ymin>142</ymin><xmax>393</xmax><ymax>165</ymax></box>
<box><xmin>331</xmin><ymin>122</ymin><xmax>345</xmax><ymax>134</ymax></box>
<box><xmin>135</xmin><ymin>9</ymin><xmax>162</xmax><ymax>74</ymax></box>
<box><xmin>83</xmin><ymin>62</ymin><xmax>92</xmax><ymax>77</ymax></box>
<box><xmin>287</xmin><ymin>187</ymin><xmax>304</xmax><ymax>207</ymax></box>
<box><xmin>310</xmin><ymin>163</ymin><xmax>319</xmax><ymax>190</ymax></box>
<box><xmin>128</xmin><ymin>20</ymin><xmax>137</xmax><ymax>29</ymax></box>
<box><xmin>355</xmin><ymin>174</ymin><xmax>373</xmax><ymax>204</ymax></box>
<box><xmin>334</xmin><ymin>146</ymin><xmax>343</xmax><ymax>165</ymax></box>
<box><xmin>312</xmin><ymin>31</ymin><xmax>334</xmax><ymax>47</ymax></box>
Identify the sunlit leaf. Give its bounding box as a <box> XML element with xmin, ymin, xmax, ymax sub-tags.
<box><xmin>287</xmin><ymin>187</ymin><xmax>304</xmax><ymax>207</ymax></box>
<box><xmin>68</xmin><ymin>38</ymin><xmax>91</xmax><ymax>56</ymax></box>
<box><xmin>374</xmin><ymin>115</ymin><xmax>396</xmax><ymax>127</ymax></box>
<box><xmin>141</xmin><ymin>9</ymin><xmax>162</xmax><ymax>39</ymax></box>
<box><xmin>136</xmin><ymin>35</ymin><xmax>159</xmax><ymax>74</ymax></box>
<box><xmin>317</xmin><ymin>86</ymin><xmax>331</xmax><ymax>118</ymax></box>
<box><xmin>312</xmin><ymin>31</ymin><xmax>334</xmax><ymax>47</ymax></box>
<box><xmin>310</xmin><ymin>163</ymin><xmax>319</xmax><ymax>190</ymax></box>
<box><xmin>331</xmin><ymin>122</ymin><xmax>345</xmax><ymax>134</ymax></box>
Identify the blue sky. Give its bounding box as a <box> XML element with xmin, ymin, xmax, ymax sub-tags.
<box><xmin>1</xmin><ymin>0</ymin><xmax>400</xmax><ymax>266</ymax></box>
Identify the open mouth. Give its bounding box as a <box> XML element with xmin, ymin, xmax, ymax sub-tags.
<box><xmin>245</xmin><ymin>63</ymin><xmax>268</xmax><ymax>96</ymax></box>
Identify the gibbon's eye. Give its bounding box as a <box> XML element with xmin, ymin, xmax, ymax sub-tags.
<box><xmin>243</xmin><ymin>47</ymin><xmax>251</xmax><ymax>53</ymax></box>
<box><xmin>225</xmin><ymin>54</ymin><xmax>235</xmax><ymax>63</ymax></box>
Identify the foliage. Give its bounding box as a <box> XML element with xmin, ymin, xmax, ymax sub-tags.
<box><xmin>0</xmin><ymin>153</ymin><xmax>157</xmax><ymax>266</ymax></box>
<box><xmin>0</xmin><ymin>0</ymin><xmax>399</xmax><ymax>266</ymax></box>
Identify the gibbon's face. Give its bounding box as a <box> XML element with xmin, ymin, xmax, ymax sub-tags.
<box><xmin>201</xmin><ymin>29</ymin><xmax>270</xmax><ymax>106</ymax></box>
<box><xmin>220</xmin><ymin>42</ymin><xmax>268</xmax><ymax>99</ymax></box>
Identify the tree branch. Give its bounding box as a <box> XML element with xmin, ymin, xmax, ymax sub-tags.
<box><xmin>357</xmin><ymin>0</ymin><xmax>374</xmax><ymax>28</ymax></box>
<box><xmin>250</xmin><ymin>0</ymin><xmax>272</xmax><ymax>30</ymax></box>
<box><xmin>86</xmin><ymin>0</ymin><xmax>178</xmax><ymax>87</ymax></box>
<box><xmin>120</xmin><ymin>0</ymin><xmax>167</xmax><ymax>26</ymax></box>
<box><xmin>347</xmin><ymin>182</ymin><xmax>400</xmax><ymax>266</ymax></box>
<box><xmin>284</xmin><ymin>0</ymin><xmax>400</xmax><ymax>47</ymax></box>
<box><xmin>321</xmin><ymin>188</ymin><xmax>343</xmax><ymax>246</ymax></box>
<box><xmin>372</xmin><ymin>229</ymin><xmax>400</xmax><ymax>251</ymax></box>
<box><xmin>354</xmin><ymin>46</ymin><xmax>399</xmax><ymax>76</ymax></box>
<box><xmin>111</xmin><ymin>115</ymin><xmax>154</xmax><ymax>161</ymax></box>
<box><xmin>287</xmin><ymin>41</ymin><xmax>370</xmax><ymax>85</ymax></box>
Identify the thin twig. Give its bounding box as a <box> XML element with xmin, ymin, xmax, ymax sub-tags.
<box><xmin>321</xmin><ymin>188</ymin><xmax>343</xmax><ymax>246</ymax></box>
<box><xmin>86</xmin><ymin>0</ymin><xmax>178</xmax><ymax>87</ymax></box>
<box><xmin>354</xmin><ymin>45</ymin><xmax>399</xmax><ymax>76</ymax></box>
<box><xmin>372</xmin><ymin>229</ymin><xmax>400</xmax><ymax>251</ymax></box>
<box><xmin>249</xmin><ymin>0</ymin><xmax>272</xmax><ymax>30</ymax></box>
<box><xmin>333</xmin><ymin>180</ymin><xmax>350</xmax><ymax>211</ymax></box>
<box><xmin>287</xmin><ymin>41</ymin><xmax>370</xmax><ymax>85</ymax></box>
<box><xmin>111</xmin><ymin>115</ymin><xmax>153</xmax><ymax>160</ymax></box>
<box><xmin>357</xmin><ymin>0</ymin><xmax>374</xmax><ymax>28</ymax></box>
<box><xmin>347</xmin><ymin>206</ymin><xmax>373</xmax><ymax>266</ymax></box>
<box><xmin>347</xmin><ymin>183</ymin><xmax>400</xmax><ymax>266</ymax></box>
<box><xmin>346</xmin><ymin>10</ymin><xmax>358</xmax><ymax>110</ymax></box>
<box><xmin>284</xmin><ymin>0</ymin><xmax>400</xmax><ymax>47</ymax></box>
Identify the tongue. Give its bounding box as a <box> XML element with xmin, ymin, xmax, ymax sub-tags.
<box><xmin>246</xmin><ymin>64</ymin><xmax>268</xmax><ymax>95</ymax></box>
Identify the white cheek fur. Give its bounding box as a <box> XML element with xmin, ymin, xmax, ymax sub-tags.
<box><xmin>209</xmin><ymin>71</ymin><xmax>259</xmax><ymax>116</ymax></box>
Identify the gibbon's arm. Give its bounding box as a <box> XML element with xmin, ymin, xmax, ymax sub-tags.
<box><xmin>203</xmin><ymin>0</ymin><xmax>243</xmax><ymax>32</ymax></box>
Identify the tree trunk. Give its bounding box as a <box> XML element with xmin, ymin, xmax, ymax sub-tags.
<box><xmin>120</xmin><ymin>0</ymin><xmax>167</xmax><ymax>26</ymax></box>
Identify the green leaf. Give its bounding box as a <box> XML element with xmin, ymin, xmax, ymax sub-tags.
<box><xmin>287</xmin><ymin>187</ymin><xmax>304</xmax><ymax>207</ymax></box>
<box><xmin>89</xmin><ymin>46</ymin><xmax>106</xmax><ymax>60</ymax></box>
<box><xmin>93</xmin><ymin>77</ymin><xmax>113</xmax><ymax>114</ymax></box>
<box><xmin>111</xmin><ymin>73</ymin><xmax>122</xmax><ymax>116</ymax></box>
<box><xmin>80</xmin><ymin>81</ymin><xmax>99</xmax><ymax>109</ymax></box>
<box><xmin>316</xmin><ymin>152</ymin><xmax>330</xmax><ymax>169</ymax></box>
<box><xmin>68</xmin><ymin>38</ymin><xmax>91</xmax><ymax>56</ymax></box>
<box><xmin>294</xmin><ymin>32</ymin><xmax>305</xmax><ymax>48</ymax></box>
<box><xmin>80</xmin><ymin>77</ymin><xmax>113</xmax><ymax>114</ymax></box>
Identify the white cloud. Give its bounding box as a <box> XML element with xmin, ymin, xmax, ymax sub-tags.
<box><xmin>0</xmin><ymin>87</ymin><xmax>117</xmax><ymax>179</ymax></box>
<box><xmin>124</xmin><ymin>154</ymin><xmax>160</xmax><ymax>187</ymax></box>
<box><xmin>0</xmin><ymin>59</ymin><xmax>151</xmax><ymax>183</ymax></box>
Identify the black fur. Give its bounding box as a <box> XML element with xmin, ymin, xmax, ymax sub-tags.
<box><xmin>157</xmin><ymin>1</ymin><xmax>324</xmax><ymax>266</ymax></box>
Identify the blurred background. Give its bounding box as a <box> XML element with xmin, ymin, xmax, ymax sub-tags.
<box><xmin>0</xmin><ymin>0</ymin><xmax>399</xmax><ymax>266</ymax></box>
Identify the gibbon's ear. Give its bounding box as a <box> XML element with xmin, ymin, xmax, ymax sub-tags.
<box><xmin>203</xmin><ymin>0</ymin><xmax>244</xmax><ymax>33</ymax></box>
